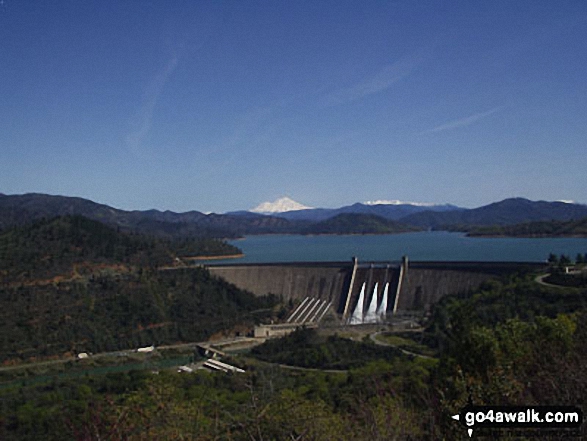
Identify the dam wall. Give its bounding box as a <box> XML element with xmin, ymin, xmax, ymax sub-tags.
<box><xmin>397</xmin><ymin>262</ymin><xmax>545</xmax><ymax>311</ymax></box>
<box><xmin>207</xmin><ymin>260</ymin><xmax>545</xmax><ymax>316</ymax></box>
<box><xmin>208</xmin><ymin>262</ymin><xmax>352</xmax><ymax>313</ymax></box>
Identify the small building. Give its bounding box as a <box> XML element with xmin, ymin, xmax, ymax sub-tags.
<box><xmin>254</xmin><ymin>322</ymin><xmax>317</xmax><ymax>339</ymax></box>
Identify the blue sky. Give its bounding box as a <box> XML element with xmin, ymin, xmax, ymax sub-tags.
<box><xmin>1</xmin><ymin>1</ymin><xmax>586</xmax><ymax>213</ymax></box>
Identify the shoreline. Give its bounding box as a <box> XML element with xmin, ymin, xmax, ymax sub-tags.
<box><xmin>227</xmin><ymin>231</ymin><xmax>422</xmax><ymax>238</ymax></box>
<box><xmin>467</xmin><ymin>233</ymin><xmax>587</xmax><ymax>239</ymax></box>
<box><xmin>185</xmin><ymin>254</ymin><xmax>245</xmax><ymax>261</ymax></box>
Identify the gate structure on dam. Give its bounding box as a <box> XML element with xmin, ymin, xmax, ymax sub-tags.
<box><xmin>207</xmin><ymin>258</ymin><xmax>545</xmax><ymax>325</ymax></box>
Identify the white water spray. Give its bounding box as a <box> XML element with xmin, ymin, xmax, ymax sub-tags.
<box><xmin>363</xmin><ymin>283</ymin><xmax>379</xmax><ymax>324</ymax></box>
<box><xmin>376</xmin><ymin>282</ymin><xmax>389</xmax><ymax>321</ymax></box>
<box><xmin>349</xmin><ymin>282</ymin><xmax>366</xmax><ymax>325</ymax></box>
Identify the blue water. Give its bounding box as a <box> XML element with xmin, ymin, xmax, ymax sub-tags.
<box><xmin>210</xmin><ymin>232</ymin><xmax>587</xmax><ymax>264</ymax></box>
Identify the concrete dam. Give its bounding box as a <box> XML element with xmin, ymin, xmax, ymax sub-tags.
<box><xmin>207</xmin><ymin>259</ymin><xmax>545</xmax><ymax>321</ymax></box>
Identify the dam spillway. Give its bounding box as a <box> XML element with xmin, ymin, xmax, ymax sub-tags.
<box><xmin>206</xmin><ymin>259</ymin><xmax>546</xmax><ymax>319</ymax></box>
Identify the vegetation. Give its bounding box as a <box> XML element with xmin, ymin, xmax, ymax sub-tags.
<box><xmin>544</xmin><ymin>272</ymin><xmax>587</xmax><ymax>288</ymax></box>
<box><xmin>468</xmin><ymin>216</ymin><xmax>587</xmax><ymax>237</ymax></box>
<box><xmin>0</xmin><ymin>266</ymin><xmax>276</xmax><ymax>363</ymax></box>
<box><xmin>372</xmin><ymin>332</ymin><xmax>437</xmax><ymax>357</ymax></box>
<box><xmin>0</xmin><ymin>356</ymin><xmax>437</xmax><ymax>441</ymax></box>
<box><xmin>402</xmin><ymin>197</ymin><xmax>587</xmax><ymax>230</ymax></box>
<box><xmin>1</xmin><ymin>211</ymin><xmax>587</xmax><ymax>439</ymax></box>
<box><xmin>251</xmin><ymin>328</ymin><xmax>404</xmax><ymax>369</ymax></box>
<box><xmin>420</xmin><ymin>273</ymin><xmax>587</xmax><ymax>439</ymax></box>
<box><xmin>6</xmin><ymin>192</ymin><xmax>587</xmax><ymax>237</ymax></box>
<box><xmin>426</xmin><ymin>276</ymin><xmax>587</xmax><ymax>341</ymax></box>
<box><xmin>0</xmin><ymin>216</ymin><xmax>273</xmax><ymax>363</ymax></box>
<box><xmin>0</xmin><ymin>215</ymin><xmax>240</xmax><ymax>283</ymax></box>
<box><xmin>303</xmin><ymin>213</ymin><xmax>418</xmax><ymax>235</ymax></box>
<box><xmin>0</xmin><ymin>193</ymin><xmax>300</xmax><ymax>238</ymax></box>
<box><xmin>543</xmin><ymin>252</ymin><xmax>587</xmax><ymax>287</ymax></box>
<box><xmin>4</xmin><ymin>269</ymin><xmax>586</xmax><ymax>439</ymax></box>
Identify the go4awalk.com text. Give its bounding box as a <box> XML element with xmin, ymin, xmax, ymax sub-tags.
<box><xmin>451</xmin><ymin>405</ymin><xmax>583</xmax><ymax>438</ymax></box>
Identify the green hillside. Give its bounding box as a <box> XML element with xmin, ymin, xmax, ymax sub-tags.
<box><xmin>0</xmin><ymin>266</ymin><xmax>275</xmax><ymax>363</ymax></box>
<box><xmin>401</xmin><ymin>198</ymin><xmax>587</xmax><ymax>229</ymax></box>
<box><xmin>0</xmin><ymin>193</ymin><xmax>297</xmax><ymax>238</ymax></box>
<box><xmin>467</xmin><ymin>216</ymin><xmax>587</xmax><ymax>237</ymax></box>
<box><xmin>304</xmin><ymin>213</ymin><xmax>419</xmax><ymax>235</ymax></box>
<box><xmin>0</xmin><ymin>215</ymin><xmax>240</xmax><ymax>283</ymax></box>
<box><xmin>0</xmin><ymin>216</ymin><xmax>272</xmax><ymax>363</ymax></box>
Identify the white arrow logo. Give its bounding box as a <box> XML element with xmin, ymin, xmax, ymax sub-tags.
<box><xmin>451</xmin><ymin>414</ymin><xmax>473</xmax><ymax>437</ymax></box>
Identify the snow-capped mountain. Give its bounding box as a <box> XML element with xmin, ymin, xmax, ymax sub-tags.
<box><xmin>262</xmin><ymin>201</ymin><xmax>463</xmax><ymax>222</ymax></box>
<box><xmin>364</xmin><ymin>199</ymin><xmax>436</xmax><ymax>207</ymax></box>
<box><xmin>250</xmin><ymin>197</ymin><xmax>313</xmax><ymax>214</ymax></box>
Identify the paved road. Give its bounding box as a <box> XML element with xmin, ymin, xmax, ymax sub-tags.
<box><xmin>369</xmin><ymin>331</ymin><xmax>435</xmax><ymax>360</ymax></box>
<box><xmin>0</xmin><ymin>337</ymin><xmax>260</xmax><ymax>373</ymax></box>
<box><xmin>275</xmin><ymin>363</ymin><xmax>348</xmax><ymax>374</ymax></box>
<box><xmin>534</xmin><ymin>273</ymin><xmax>567</xmax><ymax>288</ymax></box>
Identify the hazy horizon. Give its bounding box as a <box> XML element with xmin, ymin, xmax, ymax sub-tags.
<box><xmin>2</xmin><ymin>191</ymin><xmax>586</xmax><ymax>216</ymax></box>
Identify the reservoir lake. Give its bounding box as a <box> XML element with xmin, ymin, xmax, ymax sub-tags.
<box><xmin>210</xmin><ymin>232</ymin><xmax>587</xmax><ymax>264</ymax></box>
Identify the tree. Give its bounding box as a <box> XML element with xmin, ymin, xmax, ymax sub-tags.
<box><xmin>559</xmin><ymin>254</ymin><xmax>571</xmax><ymax>266</ymax></box>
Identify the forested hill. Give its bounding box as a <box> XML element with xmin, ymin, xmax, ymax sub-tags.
<box><xmin>401</xmin><ymin>197</ymin><xmax>587</xmax><ymax>229</ymax></box>
<box><xmin>0</xmin><ymin>215</ymin><xmax>240</xmax><ymax>283</ymax></box>
<box><xmin>467</xmin><ymin>216</ymin><xmax>587</xmax><ymax>237</ymax></box>
<box><xmin>0</xmin><ymin>266</ymin><xmax>276</xmax><ymax>363</ymax></box>
<box><xmin>0</xmin><ymin>193</ymin><xmax>295</xmax><ymax>238</ymax></box>
<box><xmin>303</xmin><ymin>213</ymin><xmax>419</xmax><ymax>235</ymax></box>
<box><xmin>0</xmin><ymin>215</ymin><xmax>274</xmax><ymax>363</ymax></box>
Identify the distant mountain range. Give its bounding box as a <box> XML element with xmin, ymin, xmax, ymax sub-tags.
<box><xmin>400</xmin><ymin>198</ymin><xmax>587</xmax><ymax>229</ymax></box>
<box><xmin>268</xmin><ymin>201</ymin><xmax>462</xmax><ymax>222</ymax></box>
<box><xmin>467</xmin><ymin>217</ymin><xmax>587</xmax><ymax>238</ymax></box>
<box><xmin>2</xmin><ymin>193</ymin><xmax>587</xmax><ymax>237</ymax></box>
<box><xmin>0</xmin><ymin>193</ymin><xmax>292</xmax><ymax>238</ymax></box>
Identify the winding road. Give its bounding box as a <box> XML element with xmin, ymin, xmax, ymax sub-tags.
<box><xmin>369</xmin><ymin>331</ymin><xmax>435</xmax><ymax>360</ymax></box>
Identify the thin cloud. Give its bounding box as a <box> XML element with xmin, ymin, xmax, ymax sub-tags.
<box><xmin>126</xmin><ymin>55</ymin><xmax>179</xmax><ymax>154</ymax></box>
<box><xmin>192</xmin><ymin>102</ymin><xmax>285</xmax><ymax>180</ymax></box>
<box><xmin>426</xmin><ymin>107</ymin><xmax>502</xmax><ymax>134</ymax></box>
<box><xmin>323</xmin><ymin>50</ymin><xmax>427</xmax><ymax>106</ymax></box>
